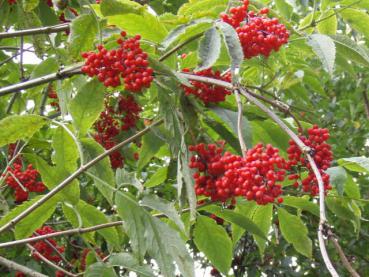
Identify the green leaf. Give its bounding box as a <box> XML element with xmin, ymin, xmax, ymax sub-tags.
<box><xmin>115</xmin><ymin>192</ymin><xmax>194</xmax><ymax>277</ymax></box>
<box><xmin>30</xmin><ymin>57</ymin><xmax>58</xmax><ymax>79</ymax></box>
<box><xmin>193</xmin><ymin>215</ymin><xmax>232</xmax><ymax>274</ymax></box>
<box><xmin>340</xmin><ymin>0</ymin><xmax>369</xmax><ymax>10</ymax></box>
<box><xmin>24</xmin><ymin>154</ymin><xmax>80</xmax><ymax>204</ymax></box>
<box><xmin>326</xmin><ymin>196</ymin><xmax>359</xmax><ymax>230</ymax></box>
<box><xmin>282</xmin><ymin>196</ymin><xmax>319</xmax><ymax>216</ymax></box>
<box><xmin>330</xmin><ymin>35</ymin><xmax>369</xmax><ymax>67</ymax></box>
<box><xmin>278</xmin><ymin>208</ymin><xmax>312</xmax><ymax>258</ymax></box>
<box><xmin>108</xmin><ymin>253</ymin><xmax>155</xmax><ymax>277</ymax></box>
<box><xmin>275</xmin><ymin>0</ymin><xmax>293</xmax><ymax>19</ymax></box>
<box><xmin>76</xmin><ymin>200</ymin><xmax>120</xmax><ymax>248</ymax></box>
<box><xmin>340</xmin><ymin>8</ymin><xmax>369</xmax><ymax>40</ymax></box>
<box><xmin>141</xmin><ymin>194</ymin><xmax>185</xmax><ymax>233</ymax></box>
<box><xmin>85</xmin><ymin>262</ymin><xmax>117</xmax><ymax>277</ymax></box>
<box><xmin>137</xmin><ymin>131</ymin><xmax>165</xmax><ymax>170</ymax></box>
<box><xmin>69</xmin><ymin>14</ymin><xmax>98</xmax><ymax>59</ymax></box>
<box><xmin>344</xmin><ymin>175</ymin><xmax>361</xmax><ymax>199</ymax></box>
<box><xmin>106</xmin><ymin>13</ymin><xmax>167</xmax><ymax>43</ymax></box>
<box><xmin>252</xmin><ymin>204</ymin><xmax>273</xmax><ymax>255</ymax></box>
<box><xmin>306</xmin><ymin>34</ymin><xmax>336</xmax><ymax>75</ymax></box>
<box><xmin>216</xmin><ymin>21</ymin><xmax>244</xmax><ymax>69</ymax></box>
<box><xmin>23</xmin><ymin>0</ymin><xmax>39</xmax><ymax>12</ymax></box>
<box><xmin>0</xmin><ymin>195</ymin><xmax>59</xmax><ymax>239</ymax></box>
<box><xmin>52</xmin><ymin>126</ymin><xmax>79</xmax><ymax>172</ymax></box>
<box><xmin>326</xmin><ymin>166</ymin><xmax>347</xmax><ymax>196</ymax></box>
<box><xmin>317</xmin><ymin>10</ymin><xmax>337</xmax><ymax>35</ymax></box>
<box><xmin>178</xmin><ymin>0</ymin><xmax>227</xmax><ymax>19</ymax></box>
<box><xmin>197</xmin><ymin>27</ymin><xmax>221</xmax><ymax>71</ymax></box>
<box><xmin>69</xmin><ymin>79</ymin><xmax>105</xmax><ymax>136</ymax></box>
<box><xmin>100</xmin><ymin>0</ymin><xmax>145</xmax><ymax>16</ymax></box>
<box><xmin>144</xmin><ymin>166</ymin><xmax>168</xmax><ymax>188</ymax></box>
<box><xmin>161</xmin><ymin>19</ymin><xmax>213</xmax><ymax>49</ymax></box>
<box><xmin>81</xmin><ymin>139</ymin><xmax>116</xmax><ymax>204</ymax></box>
<box><xmin>210</xmin><ymin>107</ymin><xmax>252</xmax><ymax>149</ymax></box>
<box><xmin>0</xmin><ymin>115</ymin><xmax>47</xmax><ymax>147</ymax></box>
<box><xmin>115</xmin><ymin>168</ymin><xmax>143</xmax><ymax>192</ymax></box>
<box><xmin>338</xmin><ymin>156</ymin><xmax>369</xmax><ymax>173</ymax></box>
<box><xmin>203</xmin><ymin>205</ymin><xmax>267</xmax><ymax>240</ymax></box>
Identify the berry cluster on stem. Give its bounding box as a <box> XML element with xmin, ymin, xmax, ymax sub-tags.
<box><xmin>82</xmin><ymin>31</ymin><xmax>153</xmax><ymax>92</ymax></box>
<box><xmin>220</xmin><ymin>0</ymin><xmax>289</xmax><ymax>58</ymax></box>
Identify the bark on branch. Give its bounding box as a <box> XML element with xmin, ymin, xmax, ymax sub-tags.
<box><xmin>0</xmin><ymin>255</ymin><xmax>48</xmax><ymax>277</ymax></box>
<box><xmin>0</xmin><ymin>23</ymin><xmax>70</xmax><ymax>39</ymax></box>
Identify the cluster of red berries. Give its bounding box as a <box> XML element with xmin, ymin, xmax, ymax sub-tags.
<box><xmin>189</xmin><ymin>143</ymin><xmax>285</xmax><ymax>204</ymax></box>
<box><xmin>182</xmin><ymin>69</ymin><xmax>232</xmax><ymax>104</ymax></box>
<box><xmin>31</xmin><ymin>226</ymin><xmax>65</xmax><ymax>263</ymax></box>
<box><xmin>7</xmin><ymin>0</ymin><xmax>16</xmax><ymax>4</ymax></box>
<box><xmin>80</xmin><ymin>248</ymin><xmax>105</xmax><ymax>271</ymax></box>
<box><xmin>286</xmin><ymin>125</ymin><xmax>333</xmax><ymax>195</ymax></box>
<box><xmin>220</xmin><ymin>0</ymin><xmax>289</xmax><ymax>58</ymax></box>
<box><xmin>4</xmin><ymin>162</ymin><xmax>46</xmax><ymax>203</ymax></box>
<box><xmin>48</xmin><ymin>86</ymin><xmax>60</xmax><ymax>111</ymax></box>
<box><xmin>94</xmin><ymin>94</ymin><xmax>141</xmax><ymax>169</ymax></box>
<box><xmin>82</xmin><ymin>32</ymin><xmax>153</xmax><ymax>92</ymax></box>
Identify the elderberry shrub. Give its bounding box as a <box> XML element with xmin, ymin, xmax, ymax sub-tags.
<box><xmin>286</xmin><ymin>125</ymin><xmax>333</xmax><ymax>195</ymax></box>
<box><xmin>82</xmin><ymin>31</ymin><xmax>153</xmax><ymax>92</ymax></box>
<box><xmin>189</xmin><ymin>142</ymin><xmax>285</xmax><ymax>204</ymax></box>
<box><xmin>220</xmin><ymin>0</ymin><xmax>289</xmax><ymax>58</ymax></box>
<box><xmin>182</xmin><ymin>68</ymin><xmax>232</xmax><ymax>104</ymax></box>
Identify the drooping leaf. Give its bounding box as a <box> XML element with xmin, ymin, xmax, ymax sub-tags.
<box><xmin>115</xmin><ymin>192</ymin><xmax>194</xmax><ymax>277</ymax></box>
<box><xmin>326</xmin><ymin>166</ymin><xmax>347</xmax><ymax>196</ymax></box>
<box><xmin>278</xmin><ymin>208</ymin><xmax>312</xmax><ymax>258</ymax></box>
<box><xmin>197</xmin><ymin>27</ymin><xmax>221</xmax><ymax>71</ymax></box>
<box><xmin>81</xmin><ymin>139</ymin><xmax>116</xmax><ymax>204</ymax></box>
<box><xmin>0</xmin><ymin>115</ymin><xmax>47</xmax><ymax>147</ymax></box>
<box><xmin>338</xmin><ymin>156</ymin><xmax>369</xmax><ymax>173</ymax></box>
<box><xmin>108</xmin><ymin>253</ymin><xmax>155</xmax><ymax>277</ymax></box>
<box><xmin>340</xmin><ymin>9</ymin><xmax>369</xmax><ymax>40</ymax></box>
<box><xmin>282</xmin><ymin>196</ymin><xmax>319</xmax><ymax>216</ymax></box>
<box><xmin>330</xmin><ymin>35</ymin><xmax>369</xmax><ymax>67</ymax></box>
<box><xmin>193</xmin><ymin>215</ymin><xmax>232</xmax><ymax>274</ymax></box>
<box><xmin>252</xmin><ymin>204</ymin><xmax>273</xmax><ymax>255</ymax></box>
<box><xmin>69</xmin><ymin>79</ymin><xmax>105</xmax><ymax>136</ymax></box>
<box><xmin>216</xmin><ymin>21</ymin><xmax>244</xmax><ymax>70</ymax></box>
<box><xmin>138</xmin><ymin>131</ymin><xmax>165</xmax><ymax>171</ymax></box>
<box><xmin>141</xmin><ymin>194</ymin><xmax>185</xmax><ymax>233</ymax></box>
<box><xmin>52</xmin><ymin>126</ymin><xmax>79</xmax><ymax>172</ymax></box>
<box><xmin>69</xmin><ymin>14</ymin><xmax>98</xmax><ymax>58</ymax></box>
<box><xmin>306</xmin><ymin>34</ymin><xmax>336</xmax><ymax>75</ymax></box>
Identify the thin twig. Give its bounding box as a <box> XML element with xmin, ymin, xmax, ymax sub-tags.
<box><xmin>0</xmin><ymin>64</ymin><xmax>83</xmax><ymax>97</ymax></box>
<box><xmin>234</xmin><ymin>89</ymin><xmax>247</xmax><ymax>155</ymax></box>
<box><xmin>362</xmin><ymin>90</ymin><xmax>369</xmax><ymax>119</ymax></box>
<box><xmin>0</xmin><ymin>23</ymin><xmax>70</xmax><ymax>39</ymax></box>
<box><xmin>0</xmin><ymin>255</ymin><xmax>48</xmax><ymax>277</ymax></box>
<box><xmin>26</xmin><ymin>244</ymin><xmax>77</xmax><ymax>277</ymax></box>
<box><xmin>0</xmin><ymin>119</ymin><xmax>163</xmax><ymax>234</ymax></box>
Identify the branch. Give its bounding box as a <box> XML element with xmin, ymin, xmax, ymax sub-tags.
<box><xmin>0</xmin><ymin>23</ymin><xmax>70</xmax><ymax>39</ymax></box>
<box><xmin>0</xmin><ymin>255</ymin><xmax>48</xmax><ymax>277</ymax></box>
<box><xmin>362</xmin><ymin>90</ymin><xmax>369</xmax><ymax>119</ymax></box>
<box><xmin>234</xmin><ymin>89</ymin><xmax>247</xmax><ymax>155</ymax></box>
<box><xmin>0</xmin><ymin>119</ymin><xmax>163</xmax><ymax>234</ymax></box>
<box><xmin>0</xmin><ymin>64</ymin><xmax>83</xmax><ymax>97</ymax></box>
<box><xmin>327</xmin><ymin>231</ymin><xmax>361</xmax><ymax>277</ymax></box>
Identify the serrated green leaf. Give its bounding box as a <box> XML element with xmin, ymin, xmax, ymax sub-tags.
<box><xmin>317</xmin><ymin>10</ymin><xmax>337</xmax><ymax>35</ymax></box>
<box><xmin>52</xmin><ymin>126</ymin><xmax>79</xmax><ymax>172</ymax></box>
<box><xmin>330</xmin><ymin>35</ymin><xmax>369</xmax><ymax>67</ymax></box>
<box><xmin>30</xmin><ymin>57</ymin><xmax>58</xmax><ymax>79</ymax></box>
<box><xmin>69</xmin><ymin>14</ymin><xmax>98</xmax><ymax>59</ymax></box>
<box><xmin>216</xmin><ymin>21</ymin><xmax>244</xmax><ymax>69</ymax></box>
<box><xmin>278</xmin><ymin>208</ymin><xmax>312</xmax><ymax>258</ymax></box>
<box><xmin>141</xmin><ymin>194</ymin><xmax>185</xmax><ymax>233</ymax></box>
<box><xmin>69</xmin><ymin>79</ymin><xmax>105</xmax><ymax>136</ymax></box>
<box><xmin>197</xmin><ymin>27</ymin><xmax>221</xmax><ymax>71</ymax></box>
<box><xmin>144</xmin><ymin>166</ymin><xmax>168</xmax><ymax>188</ymax></box>
<box><xmin>0</xmin><ymin>115</ymin><xmax>47</xmax><ymax>147</ymax></box>
<box><xmin>81</xmin><ymin>138</ymin><xmax>116</xmax><ymax>204</ymax></box>
<box><xmin>340</xmin><ymin>8</ymin><xmax>369</xmax><ymax>40</ymax></box>
<box><xmin>193</xmin><ymin>215</ymin><xmax>232</xmax><ymax>274</ymax></box>
<box><xmin>100</xmin><ymin>0</ymin><xmax>145</xmax><ymax>16</ymax></box>
<box><xmin>0</xmin><ymin>195</ymin><xmax>59</xmax><ymax>239</ymax></box>
<box><xmin>282</xmin><ymin>196</ymin><xmax>319</xmax><ymax>216</ymax></box>
<box><xmin>326</xmin><ymin>166</ymin><xmax>347</xmax><ymax>196</ymax></box>
<box><xmin>338</xmin><ymin>156</ymin><xmax>369</xmax><ymax>173</ymax></box>
<box><xmin>307</xmin><ymin>34</ymin><xmax>335</xmax><ymax>75</ymax></box>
